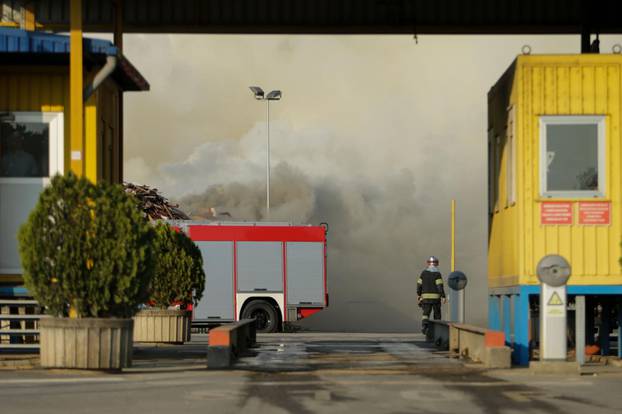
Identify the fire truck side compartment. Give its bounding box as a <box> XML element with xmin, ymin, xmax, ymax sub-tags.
<box><xmin>236</xmin><ymin>242</ymin><xmax>284</xmax><ymax>293</ymax></box>
<box><xmin>187</xmin><ymin>223</ymin><xmax>327</xmax><ymax>327</ymax></box>
<box><xmin>286</xmin><ymin>242</ymin><xmax>325</xmax><ymax>306</ymax></box>
<box><xmin>194</xmin><ymin>241</ymin><xmax>235</xmax><ymax>321</ymax></box>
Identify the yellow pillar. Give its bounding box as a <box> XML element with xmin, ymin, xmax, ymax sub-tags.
<box><xmin>22</xmin><ymin>2</ymin><xmax>36</xmax><ymax>31</ymax></box>
<box><xmin>70</xmin><ymin>0</ymin><xmax>84</xmax><ymax>176</ymax></box>
<box><xmin>113</xmin><ymin>0</ymin><xmax>124</xmax><ymax>182</ymax></box>
<box><xmin>451</xmin><ymin>199</ymin><xmax>456</xmax><ymax>272</ymax></box>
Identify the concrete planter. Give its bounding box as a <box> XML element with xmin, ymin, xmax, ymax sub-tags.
<box><xmin>39</xmin><ymin>317</ymin><xmax>133</xmax><ymax>370</ymax></box>
<box><xmin>133</xmin><ymin>309</ymin><xmax>190</xmax><ymax>344</ymax></box>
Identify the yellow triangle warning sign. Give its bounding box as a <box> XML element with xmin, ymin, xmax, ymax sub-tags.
<box><xmin>548</xmin><ymin>292</ymin><xmax>564</xmax><ymax>306</ymax></box>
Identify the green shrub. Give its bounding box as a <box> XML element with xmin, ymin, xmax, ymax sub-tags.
<box><xmin>149</xmin><ymin>223</ymin><xmax>205</xmax><ymax>308</ymax></box>
<box><xmin>18</xmin><ymin>173</ymin><xmax>155</xmax><ymax>318</ymax></box>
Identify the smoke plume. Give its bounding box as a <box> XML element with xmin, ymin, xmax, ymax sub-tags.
<box><xmin>122</xmin><ymin>34</ymin><xmax>622</xmax><ymax>331</ymax></box>
<box><xmin>131</xmin><ymin>120</ymin><xmax>475</xmax><ymax>332</ymax></box>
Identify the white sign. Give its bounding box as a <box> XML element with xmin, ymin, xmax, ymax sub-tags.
<box><xmin>540</xmin><ymin>284</ymin><xmax>567</xmax><ymax>359</ymax></box>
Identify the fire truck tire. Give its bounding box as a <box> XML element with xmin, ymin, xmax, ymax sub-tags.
<box><xmin>241</xmin><ymin>300</ymin><xmax>279</xmax><ymax>333</ymax></box>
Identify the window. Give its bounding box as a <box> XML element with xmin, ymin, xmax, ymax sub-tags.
<box><xmin>487</xmin><ymin>130</ymin><xmax>503</xmax><ymax>213</ymax></box>
<box><xmin>540</xmin><ymin>116</ymin><xmax>605</xmax><ymax>198</ymax></box>
<box><xmin>494</xmin><ymin>134</ymin><xmax>501</xmax><ymax>211</ymax></box>
<box><xmin>506</xmin><ymin>107</ymin><xmax>516</xmax><ymax>205</ymax></box>
<box><xmin>488</xmin><ymin>129</ymin><xmax>497</xmax><ymax>214</ymax></box>
<box><xmin>0</xmin><ymin>112</ymin><xmax>63</xmax><ymax>273</ymax></box>
<box><xmin>0</xmin><ymin>119</ymin><xmax>49</xmax><ymax>177</ymax></box>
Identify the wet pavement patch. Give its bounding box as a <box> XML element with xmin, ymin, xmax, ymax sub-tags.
<box><xmin>304</xmin><ymin>341</ymin><xmax>384</xmax><ymax>354</ymax></box>
<box><xmin>416</xmin><ymin>369</ymin><xmax>588</xmax><ymax>414</ymax></box>
<box><xmin>240</xmin><ymin>371</ymin><xmax>357</xmax><ymax>414</ymax></box>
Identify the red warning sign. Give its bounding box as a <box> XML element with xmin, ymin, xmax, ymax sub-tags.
<box><xmin>578</xmin><ymin>202</ymin><xmax>611</xmax><ymax>225</ymax></box>
<box><xmin>541</xmin><ymin>202</ymin><xmax>573</xmax><ymax>225</ymax></box>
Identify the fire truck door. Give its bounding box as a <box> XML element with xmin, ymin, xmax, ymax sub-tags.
<box><xmin>194</xmin><ymin>241</ymin><xmax>234</xmax><ymax>320</ymax></box>
<box><xmin>286</xmin><ymin>242</ymin><xmax>324</xmax><ymax>306</ymax></box>
<box><xmin>237</xmin><ymin>242</ymin><xmax>284</xmax><ymax>292</ymax></box>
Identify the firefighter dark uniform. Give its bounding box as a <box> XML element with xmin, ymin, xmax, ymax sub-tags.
<box><xmin>417</xmin><ymin>262</ymin><xmax>446</xmax><ymax>333</ymax></box>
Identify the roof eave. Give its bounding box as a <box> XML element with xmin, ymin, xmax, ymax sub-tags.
<box><xmin>113</xmin><ymin>55</ymin><xmax>150</xmax><ymax>92</ymax></box>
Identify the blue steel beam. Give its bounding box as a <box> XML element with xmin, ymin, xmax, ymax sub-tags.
<box><xmin>1</xmin><ymin>0</ymin><xmax>621</xmax><ymax>35</ymax></box>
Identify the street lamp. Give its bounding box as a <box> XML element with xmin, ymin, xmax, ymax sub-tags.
<box><xmin>249</xmin><ymin>86</ymin><xmax>282</xmax><ymax>218</ymax></box>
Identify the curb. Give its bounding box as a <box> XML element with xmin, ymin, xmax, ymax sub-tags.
<box><xmin>0</xmin><ymin>355</ymin><xmax>40</xmax><ymax>369</ymax></box>
<box><xmin>207</xmin><ymin>319</ymin><xmax>256</xmax><ymax>369</ymax></box>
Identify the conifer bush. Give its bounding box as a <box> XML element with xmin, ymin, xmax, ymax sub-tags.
<box><xmin>18</xmin><ymin>173</ymin><xmax>155</xmax><ymax>318</ymax></box>
<box><xmin>149</xmin><ymin>223</ymin><xmax>205</xmax><ymax>308</ymax></box>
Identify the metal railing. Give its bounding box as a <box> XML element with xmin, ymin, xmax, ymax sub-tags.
<box><xmin>0</xmin><ymin>299</ymin><xmax>42</xmax><ymax>350</ymax></box>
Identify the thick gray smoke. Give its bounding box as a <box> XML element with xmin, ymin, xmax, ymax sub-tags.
<box><xmin>181</xmin><ymin>163</ymin><xmax>315</xmax><ymax>222</ymax></box>
<box><xmin>122</xmin><ymin>34</ymin><xmax>622</xmax><ymax>331</ymax></box>
<box><xmin>138</xmin><ymin>121</ymin><xmax>474</xmax><ymax>332</ymax></box>
<box><xmin>178</xmin><ymin>163</ymin><xmax>425</xmax><ymax>331</ymax></box>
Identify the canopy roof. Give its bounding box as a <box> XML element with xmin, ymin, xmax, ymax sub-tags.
<box><xmin>1</xmin><ymin>0</ymin><xmax>621</xmax><ymax>35</ymax></box>
<box><xmin>0</xmin><ymin>28</ymin><xmax>149</xmax><ymax>91</ymax></box>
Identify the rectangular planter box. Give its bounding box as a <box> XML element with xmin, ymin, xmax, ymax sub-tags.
<box><xmin>39</xmin><ymin>317</ymin><xmax>133</xmax><ymax>370</ymax></box>
<box><xmin>133</xmin><ymin>309</ymin><xmax>190</xmax><ymax>344</ymax></box>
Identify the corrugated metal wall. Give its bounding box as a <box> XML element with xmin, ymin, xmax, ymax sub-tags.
<box><xmin>96</xmin><ymin>79</ymin><xmax>121</xmax><ymax>184</ymax></box>
<box><xmin>1</xmin><ymin>1</ymin><xmax>21</xmax><ymax>24</ymax></box>
<box><xmin>0</xmin><ymin>69</ymin><xmax>68</xmax><ymax>154</ymax></box>
<box><xmin>2</xmin><ymin>0</ymin><xmax>622</xmax><ymax>34</ymax></box>
<box><xmin>0</xmin><ymin>67</ymin><xmax>117</xmax><ymax>182</ymax></box>
<box><xmin>487</xmin><ymin>62</ymin><xmax>520</xmax><ymax>288</ymax></box>
<box><xmin>519</xmin><ymin>55</ymin><xmax>622</xmax><ymax>286</ymax></box>
<box><xmin>489</xmin><ymin>55</ymin><xmax>622</xmax><ymax>288</ymax></box>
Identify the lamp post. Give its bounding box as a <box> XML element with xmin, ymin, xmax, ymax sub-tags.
<box><xmin>249</xmin><ymin>86</ymin><xmax>282</xmax><ymax>218</ymax></box>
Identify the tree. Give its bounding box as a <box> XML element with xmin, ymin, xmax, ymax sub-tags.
<box><xmin>149</xmin><ymin>223</ymin><xmax>205</xmax><ymax>308</ymax></box>
<box><xmin>18</xmin><ymin>173</ymin><xmax>155</xmax><ymax>318</ymax></box>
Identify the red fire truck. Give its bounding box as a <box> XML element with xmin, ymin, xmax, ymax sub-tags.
<box><xmin>172</xmin><ymin>221</ymin><xmax>328</xmax><ymax>333</ymax></box>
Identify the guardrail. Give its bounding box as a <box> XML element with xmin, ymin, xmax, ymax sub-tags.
<box><xmin>207</xmin><ymin>319</ymin><xmax>256</xmax><ymax>369</ymax></box>
<box><xmin>425</xmin><ymin>321</ymin><xmax>511</xmax><ymax>368</ymax></box>
<box><xmin>449</xmin><ymin>323</ymin><xmax>511</xmax><ymax>368</ymax></box>
<box><xmin>0</xmin><ymin>299</ymin><xmax>42</xmax><ymax>350</ymax></box>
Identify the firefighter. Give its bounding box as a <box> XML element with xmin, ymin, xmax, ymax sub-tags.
<box><xmin>417</xmin><ymin>256</ymin><xmax>446</xmax><ymax>334</ymax></box>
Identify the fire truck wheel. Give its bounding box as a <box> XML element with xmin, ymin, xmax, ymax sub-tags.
<box><xmin>242</xmin><ymin>300</ymin><xmax>279</xmax><ymax>333</ymax></box>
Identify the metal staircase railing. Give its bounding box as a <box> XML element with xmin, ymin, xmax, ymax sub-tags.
<box><xmin>0</xmin><ymin>299</ymin><xmax>41</xmax><ymax>350</ymax></box>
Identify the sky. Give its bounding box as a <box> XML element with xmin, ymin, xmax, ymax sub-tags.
<box><xmin>119</xmin><ymin>34</ymin><xmax>622</xmax><ymax>331</ymax></box>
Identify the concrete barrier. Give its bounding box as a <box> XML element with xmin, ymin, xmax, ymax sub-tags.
<box><xmin>207</xmin><ymin>319</ymin><xmax>256</xmax><ymax>369</ymax></box>
<box><xmin>425</xmin><ymin>320</ymin><xmax>451</xmax><ymax>350</ymax></box>
<box><xmin>449</xmin><ymin>323</ymin><xmax>511</xmax><ymax>369</ymax></box>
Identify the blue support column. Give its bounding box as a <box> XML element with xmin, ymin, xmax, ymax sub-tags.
<box><xmin>513</xmin><ymin>287</ymin><xmax>533</xmax><ymax>365</ymax></box>
<box><xmin>489</xmin><ymin>295</ymin><xmax>501</xmax><ymax>331</ymax></box>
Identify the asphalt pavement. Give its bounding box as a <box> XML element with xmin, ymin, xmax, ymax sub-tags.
<box><xmin>0</xmin><ymin>333</ymin><xmax>621</xmax><ymax>413</ymax></box>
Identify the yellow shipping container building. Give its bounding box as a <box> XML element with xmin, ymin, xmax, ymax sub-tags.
<box><xmin>488</xmin><ymin>53</ymin><xmax>622</xmax><ymax>365</ymax></box>
<box><xmin>0</xmin><ymin>28</ymin><xmax>148</xmax><ymax>285</ymax></box>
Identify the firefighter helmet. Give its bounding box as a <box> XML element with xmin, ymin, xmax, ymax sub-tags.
<box><xmin>426</xmin><ymin>256</ymin><xmax>439</xmax><ymax>266</ymax></box>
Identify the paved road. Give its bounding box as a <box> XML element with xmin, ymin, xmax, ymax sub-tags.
<box><xmin>0</xmin><ymin>333</ymin><xmax>621</xmax><ymax>413</ymax></box>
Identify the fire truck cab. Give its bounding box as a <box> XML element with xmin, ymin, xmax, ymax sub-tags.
<box><xmin>172</xmin><ymin>221</ymin><xmax>328</xmax><ymax>333</ymax></box>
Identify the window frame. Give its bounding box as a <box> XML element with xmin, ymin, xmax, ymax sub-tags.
<box><xmin>506</xmin><ymin>106</ymin><xmax>516</xmax><ymax>206</ymax></box>
<box><xmin>493</xmin><ymin>134</ymin><xmax>501</xmax><ymax>212</ymax></box>
<box><xmin>0</xmin><ymin>111</ymin><xmax>64</xmax><ymax>274</ymax></box>
<box><xmin>539</xmin><ymin>115</ymin><xmax>605</xmax><ymax>199</ymax></box>
<box><xmin>487</xmin><ymin>129</ymin><xmax>497</xmax><ymax>214</ymax></box>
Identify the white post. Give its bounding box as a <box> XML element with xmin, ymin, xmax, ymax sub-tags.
<box><xmin>540</xmin><ymin>283</ymin><xmax>568</xmax><ymax>360</ymax></box>
<box><xmin>449</xmin><ymin>290</ymin><xmax>458</xmax><ymax>322</ymax></box>
<box><xmin>575</xmin><ymin>295</ymin><xmax>585</xmax><ymax>366</ymax></box>
<box><xmin>449</xmin><ymin>290</ymin><xmax>465</xmax><ymax>323</ymax></box>
<box><xmin>459</xmin><ymin>289</ymin><xmax>465</xmax><ymax>323</ymax></box>
<box><xmin>266</xmin><ymin>100</ymin><xmax>271</xmax><ymax>218</ymax></box>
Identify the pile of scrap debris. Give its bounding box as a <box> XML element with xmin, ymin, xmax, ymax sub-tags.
<box><xmin>124</xmin><ymin>182</ymin><xmax>190</xmax><ymax>221</ymax></box>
